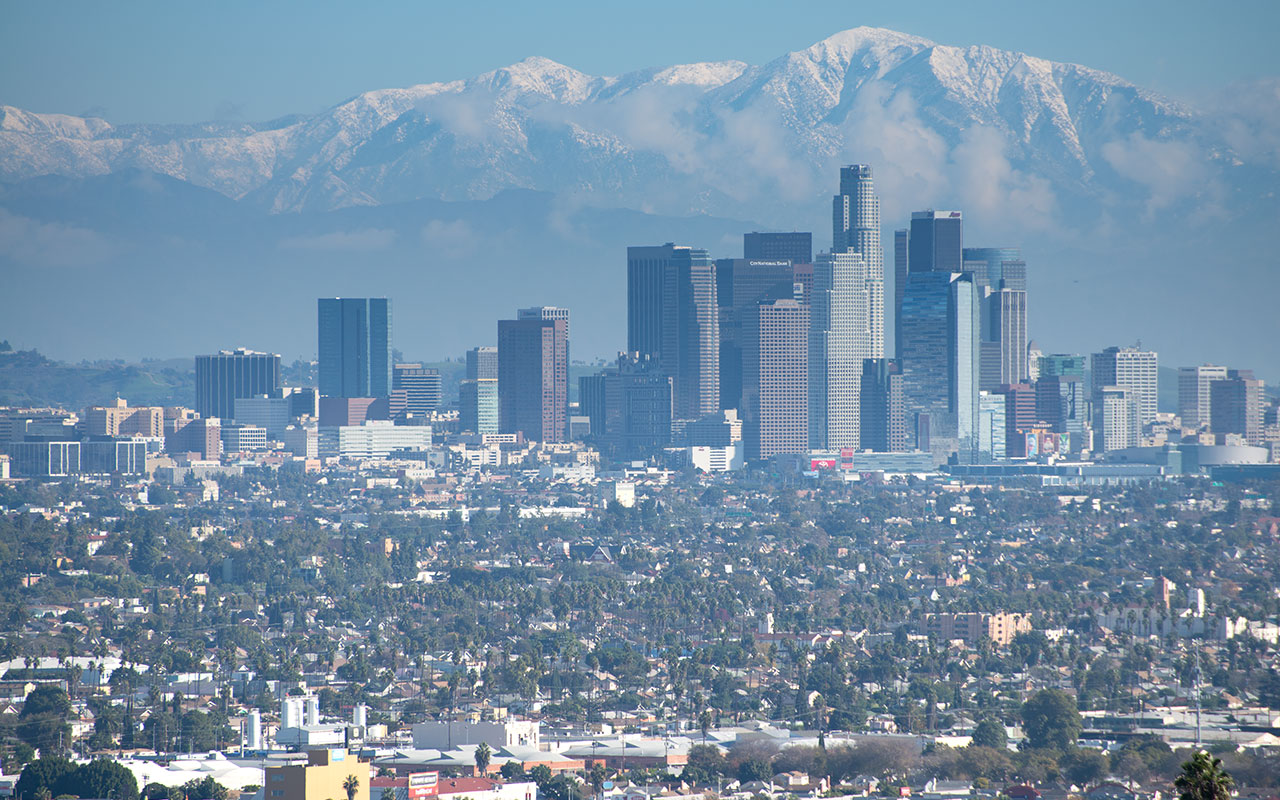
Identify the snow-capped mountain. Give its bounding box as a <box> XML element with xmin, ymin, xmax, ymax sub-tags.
<box><xmin>1</xmin><ymin>26</ymin><xmax>1266</xmax><ymax>227</ymax></box>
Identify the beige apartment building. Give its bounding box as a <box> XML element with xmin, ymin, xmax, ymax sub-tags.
<box><xmin>264</xmin><ymin>749</ymin><xmax>370</xmax><ymax>800</ymax></box>
<box><xmin>923</xmin><ymin>611</ymin><xmax>1031</xmax><ymax>646</ymax></box>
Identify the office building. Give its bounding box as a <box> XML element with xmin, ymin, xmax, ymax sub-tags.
<box><xmin>466</xmin><ymin>346</ymin><xmax>499</xmax><ymax>381</ymax></box>
<box><xmin>964</xmin><ymin>247</ymin><xmax>1029</xmax><ymax>388</ymax></box>
<box><xmin>1035</xmin><ymin>374</ymin><xmax>1087</xmax><ymax>450</ymax></box>
<box><xmin>832</xmin><ymin>165</ymin><xmax>885</xmax><ymax>358</ymax></box>
<box><xmin>221</xmin><ymin>423</ymin><xmax>268</xmax><ymax>453</ymax></box>
<box><xmin>860</xmin><ymin>359</ymin><xmax>907</xmax><ymax>453</ymax></box>
<box><xmin>1211</xmin><ymin>370</ymin><xmax>1264</xmax><ymax>446</ymax></box>
<box><xmin>1040</xmin><ymin>354</ymin><xmax>1086</xmax><ymax>380</ymax></box>
<box><xmin>627</xmin><ymin>244</ymin><xmax>719</xmax><ymax>419</ymax></box>
<box><xmin>318</xmin><ymin>298</ymin><xmax>392</xmax><ymax>398</ymax></box>
<box><xmin>284</xmin><ymin>426</ymin><xmax>319</xmax><ymax>459</ymax></box>
<box><xmin>195</xmin><ymin>349</ymin><xmax>282</xmax><ymax>420</ymax></box>
<box><xmin>234</xmin><ymin>395</ymin><xmax>294</xmax><ymax>436</ymax></box>
<box><xmin>1179</xmin><ymin>365</ymin><xmax>1228</xmax><ymax>431</ymax></box>
<box><xmin>262</xmin><ymin>750</ymin><xmax>370</xmax><ymax>800</ymax></box>
<box><xmin>596</xmin><ymin>353</ymin><xmax>674</xmax><ymax>455</ymax></box>
<box><xmin>898</xmin><ymin>271</ymin><xmax>980</xmax><ymax>462</ymax></box>
<box><xmin>714</xmin><ymin>258</ymin><xmax>797</xmax><ymax>411</ymax></box>
<box><xmin>908</xmin><ymin>210</ymin><xmax>964</xmax><ymax>273</ymax></box>
<box><xmin>498</xmin><ymin>313</ymin><xmax>568</xmax><ymax>442</ymax></box>
<box><xmin>82</xmin><ymin>439</ymin><xmax>147</xmax><ymax>475</ymax></box>
<box><xmin>318</xmin><ymin>420</ymin><xmax>431</xmax><ymax>459</ymax></box>
<box><xmin>744</xmin><ymin>298</ymin><xmax>808</xmax><ymax>460</ymax></box>
<box><xmin>393</xmin><ymin>364</ymin><xmax>443</xmax><ymax>418</ymax></box>
<box><xmin>1092</xmin><ymin>346</ymin><xmax>1158</xmax><ymax>425</ymax></box>
<box><xmin>8</xmin><ymin>441</ymin><xmax>81</xmax><ymax>477</ymax></box>
<box><xmin>978</xmin><ymin>391</ymin><xmax>1007</xmax><ymax>461</ymax></box>
<box><xmin>289</xmin><ymin>387</ymin><xmax>319</xmax><ymax>419</ymax></box>
<box><xmin>318</xmin><ymin>397</ymin><xmax>389</xmax><ymax>427</ymax></box>
<box><xmin>743</xmin><ymin>231</ymin><xmax>811</xmax><ymax>265</ymax></box>
<box><xmin>893</xmin><ymin>228</ymin><xmax>908</xmax><ymax>356</ymax></box>
<box><xmin>685</xmin><ymin>409</ymin><xmax>743</xmax><ymax>448</ymax></box>
<box><xmin>809</xmin><ymin>250</ymin><xmax>870</xmax><ymax>450</ymax></box>
<box><xmin>1096</xmin><ymin>385</ymin><xmax>1140</xmax><ymax>451</ymax></box>
<box><xmin>165</xmin><ymin>417</ymin><xmax>221</xmax><ymax>460</ymax></box>
<box><xmin>519</xmin><ymin>306</ymin><xmax>571</xmax><ymax>344</ymax></box>
<box><xmin>459</xmin><ymin>379</ymin><xmax>498</xmax><ymax>434</ymax></box>
<box><xmin>84</xmin><ymin>399</ymin><xmax>164</xmax><ymax>438</ymax></box>
<box><xmin>997</xmin><ymin>383</ymin><xmax>1038</xmax><ymax>458</ymax></box>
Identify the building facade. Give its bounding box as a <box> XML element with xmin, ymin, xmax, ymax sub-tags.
<box><xmin>832</xmin><ymin>165</ymin><xmax>884</xmax><ymax>358</ymax></box>
<box><xmin>1091</xmin><ymin>346</ymin><xmax>1158</xmax><ymax>425</ymax></box>
<box><xmin>195</xmin><ymin>349</ymin><xmax>282</xmax><ymax>420</ymax></box>
<box><xmin>745</xmin><ymin>299</ymin><xmax>808</xmax><ymax>460</ymax></box>
<box><xmin>1179</xmin><ymin>365</ymin><xmax>1228</xmax><ymax>431</ymax></box>
<box><xmin>318</xmin><ymin>298</ymin><xmax>392</xmax><ymax>398</ymax></box>
<box><xmin>626</xmin><ymin>244</ymin><xmax>719</xmax><ymax>420</ymax></box>
<box><xmin>497</xmin><ymin>315</ymin><xmax>568</xmax><ymax>443</ymax></box>
<box><xmin>743</xmin><ymin>231</ymin><xmax>812</xmax><ymax>264</ymax></box>
<box><xmin>898</xmin><ymin>271</ymin><xmax>980</xmax><ymax>462</ymax></box>
<box><xmin>809</xmin><ymin>250</ymin><xmax>869</xmax><ymax>451</ymax></box>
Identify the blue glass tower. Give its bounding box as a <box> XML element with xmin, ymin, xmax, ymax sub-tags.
<box><xmin>898</xmin><ymin>271</ymin><xmax>979</xmax><ymax>462</ymax></box>
<box><xmin>318</xmin><ymin>298</ymin><xmax>392</xmax><ymax>398</ymax></box>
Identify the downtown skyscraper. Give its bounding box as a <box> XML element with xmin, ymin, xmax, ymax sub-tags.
<box><xmin>899</xmin><ymin>270</ymin><xmax>980</xmax><ymax>462</ymax></box>
<box><xmin>627</xmin><ymin>244</ymin><xmax>719</xmax><ymax>420</ymax></box>
<box><xmin>318</xmin><ymin>298</ymin><xmax>392</xmax><ymax>398</ymax></box>
<box><xmin>498</xmin><ymin>310</ymin><xmax>568</xmax><ymax>442</ymax></box>
<box><xmin>832</xmin><ymin>165</ymin><xmax>884</xmax><ymax>358</ymax></box>
<box><xmin>809</xmin><ymin>250</ymin><xmax>870</xmax><ymax>450</ymax></box>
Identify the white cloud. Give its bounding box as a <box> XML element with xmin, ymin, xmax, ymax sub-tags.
<box><xmin>278</xmin><ymin>228</ymin><xmax>396</xmax><ymax>251</ymax></box>
<box><xmin>0</xmin><ymin>210</ymin><xmax>117</xmax><ymax>268</ymax></box>
<box><xmin>1101</xmin><ymin>132</ymin><xmax>1217</xmax><ymax>216</ymax></box>
<box><xmin>420</xmin><ymin>219</ymin><xmax>477</xmax><ymax>260</ymax></box>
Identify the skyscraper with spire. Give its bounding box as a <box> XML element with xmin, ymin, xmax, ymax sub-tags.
<box><xmin>832</xmin><ymin>165</ymin><xmax>884</xmax><ymax>358</ymax></box>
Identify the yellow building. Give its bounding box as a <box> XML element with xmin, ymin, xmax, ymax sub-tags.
<box><xmin>265</xmin><ymin>750</ymin><xmax>371</xmax><ymax>800</ymax></box>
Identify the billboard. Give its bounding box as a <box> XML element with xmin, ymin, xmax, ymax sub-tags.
<box><xmin>409</xmin><ymin>772</ymin><xmax>439</xmax><ymax>799</ymax></box>
<box><xmin>810</xmin><ymin>458</ymin><xmax>837</xmax><ymax>470</ymax></box>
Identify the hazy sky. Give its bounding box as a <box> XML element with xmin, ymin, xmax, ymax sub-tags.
<box><xmin>3</xmin><ymin>0</ymin><xmax>1278</xmax><ymax>124</ymax></box>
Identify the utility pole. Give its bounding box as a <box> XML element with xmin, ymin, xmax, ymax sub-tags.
<box><xmin>1194</xmin><ymin>647</ymin><xmax>1202</xmax><ymax>748</ymax></box>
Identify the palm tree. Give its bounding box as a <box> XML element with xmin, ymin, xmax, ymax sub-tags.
<box><xmin>343</xmin><ymin>774</ymin><xmax>360</xmax><ymax>800</ymax></box>
<box><xmin>1175</xmin><ymin>751</ymin><xmax>1233</xmax><ymax>800</ymax></box>
<box><xmin>475</xmin><ymin>741</ymin><xmax>492</xmax><ymax>775</ymax></box>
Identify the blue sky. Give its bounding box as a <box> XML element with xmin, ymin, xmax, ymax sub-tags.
<box><xmin>3</xmin><ymin>0</ymin><xmax>1277</xmax><ymax>123</ymax></box>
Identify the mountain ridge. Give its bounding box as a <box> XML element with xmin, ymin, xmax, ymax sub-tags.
<box><xmin>0</xmin><ymin>25</ymin><xmax>1243</xmax><ymax>224</ymax></box>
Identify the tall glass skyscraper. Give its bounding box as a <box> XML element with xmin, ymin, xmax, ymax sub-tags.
<box><xmin>899</xmin><ymin>271</ymin><xmax>980</xmax><ymax>463</ymax></box>
<box><xmin>908</xmin><ymin>210</ymin><xmax>964</xmax><ymax>274</ymax></box>
<box><xmin>626</xmin><ymin>244</ymin><xmax>719</xmax><ymax>419</ymax></box>
<box><xmin>809</xmin><ymin>250</ymin><xmax>869</xmax><ymax>450</ymax></box>
<box><xmin>318</xmin><ymin>298</ymin><xmax>392</xmax><ymax>398</ymax></box>
<box><xmin>963</xmin><ymin>247</ymin><xmax>1029</xmax><ymax>389</ymax></box>
<box><xmin>832</xmin><ymin>165</ymin><xmax>884</xmax><ymax>358</ymax></box>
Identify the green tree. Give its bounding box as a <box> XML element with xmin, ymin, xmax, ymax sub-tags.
<box><xmin>970</xmin><ymin>719</ymin><xmax>1007</xmax><ymax>750</ymax></box>
<box><xmin>500</xmin><ymin>762</ymin><xmax>526</xmax><ymax>780</ymax></box>
<box><xmin>17</xmin><ymin>687</ymin><xmax>72</xmax><ymax>755</ymax></box>
<box><xmin>15</xmin><ymin>757</ymin><xmax>76</xmax><ymax>800</ymax></box>
<box><xmin>1061</xmin><ymin>749</ymin><xmax>1109</xmax><ymax>787</ymax></box>
<box><xmin>1020</xmin><ymin>689</ymin><xmax>1082</xmax><ymax>750</ymax></box>
<box><xmin>72</xmin><ymin>758</ymin><xmax>140</xmax><ymax>800</ymax></box>
<box><xmin>1174</xmin><ymin>752</ymin><xmax>1233</xmax><ymax>800</ymax></box>
<box><xmin>181</xmin><ymin>777</ymin><xmax>229</xmax><ymax>800</ymax></box>
<box><xmin>474</xmin><ymin>742</ymin><xmax>491</xmax><ymax>775</ymax></box>
<box><xmin>529</xmin><ymin>765</ymin><xmax>553</xmax><ymax>787</ymax></box>
<box><xmin>343</xmin><ymin>774</ymin><xmax>360</xmax><ymax>800</ymax></box>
